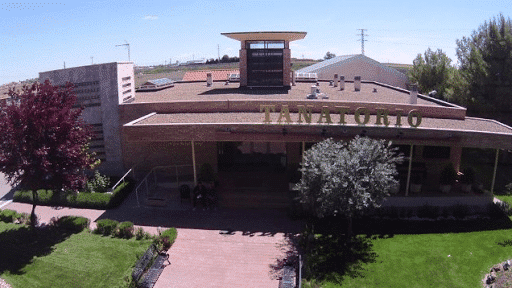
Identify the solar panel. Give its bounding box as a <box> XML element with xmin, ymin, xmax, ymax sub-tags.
<box><xmin>148</xmin><ymin>78</ymin><xmax>174</xmax><ymax>86</ymax></box>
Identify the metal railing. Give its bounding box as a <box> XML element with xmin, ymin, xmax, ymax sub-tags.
<box><xmin>109</xmin><ymin>167</ymin><xmax>135</xmax><ymax>193</ymax></box>
<box><xmin>134</xmin><ymin>165</ymin><xmax>195</xmax><ymax>207</ymax></box>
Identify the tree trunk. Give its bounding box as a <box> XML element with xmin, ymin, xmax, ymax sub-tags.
<box><xmin>30</xmin><ymin>190</ymin><xmax>38</xmax><ymax>228</ymax></box>
<box><xmin>347</xmin><ymin>216</ymin><xmax>353</xmax><ymax>239</ymax></box>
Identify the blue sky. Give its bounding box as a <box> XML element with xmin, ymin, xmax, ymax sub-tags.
<box><xmin>1</xmin><ymin>0</ymin><xmax>511</xmax><ymax>85</ymax></box>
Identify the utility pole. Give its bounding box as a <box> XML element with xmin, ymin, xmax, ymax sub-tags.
<box><xmin>357</xmin><ymin>29</ymin><xmax>368</xmax><ymax>55</ymax></box>
<box><xmin>64</xmin><ymin>61</ymin><xmax>66</xmax><ymax>69</ymax></box>
<box><xmin>116</xmin><ymin>40</ymin><xmax>130</xmax><ymax>61</ymax></box>
<box><xmin>218</xmin><ymin>44</ymin><xmax>220</xmax><ymax>61</ymax></box>
<box><xmin>91</xmin><ymin>56</ymin><xmax>93</xmax><ymax>64</ymax></box>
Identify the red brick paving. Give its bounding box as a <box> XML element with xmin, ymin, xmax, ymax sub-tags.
<box><xmin>155</xmin><ymin>228</ymin><xmax>292</xmax><ymax>288</ymax></box>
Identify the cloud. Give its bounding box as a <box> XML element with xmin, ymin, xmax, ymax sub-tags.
<box><xmin>143</xmin><ymin>15</ymin><xmax>158</xmax><ymax>20</ymax></box>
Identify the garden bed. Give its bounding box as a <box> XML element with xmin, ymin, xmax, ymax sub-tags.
<box><xmin>13</xmin><ymin>180</ymin><xmax>134</xmax><ymax>210</ymax></box>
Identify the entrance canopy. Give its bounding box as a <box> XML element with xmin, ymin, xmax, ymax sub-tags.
<box><xmin>221</xmin><ymin>31</ymin><xmax>307</xmax><ymax>42</ymax></box>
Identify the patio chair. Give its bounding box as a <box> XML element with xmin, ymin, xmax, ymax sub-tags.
<box><xmin>179</xmin><ymin>184</ymin><xmax>191</xmax><ymax>204</ymax></box>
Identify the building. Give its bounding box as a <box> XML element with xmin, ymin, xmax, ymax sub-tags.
<box><xmin>37</xmin><ymin>32</ymin><xmax>512</xmax><ymax>209</ymax></box>
<box><xmin>39</xmin><ymin>62</ymin><xmax>135</xmax><ymax>176</ymax></box>
<box><xmin>296</xmin><ymin>54</ymin><xmax>409</xmax><ymax>89</ymax></box>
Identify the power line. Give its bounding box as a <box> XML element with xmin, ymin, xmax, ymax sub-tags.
<box><xmin>357</xmin><ymin>29</ymin><xmax>368</xmax><ymax>55</ymax></box>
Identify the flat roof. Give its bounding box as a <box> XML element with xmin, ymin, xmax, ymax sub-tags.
<box><xmin>133</xmin><ymin>82</ymin><xmax>437</xmax><ymax>105</ymax></box>
<box><xmin>221</xmin><ymin>31</ymin><xmax>307</xmax><ymax>42</ymax></box>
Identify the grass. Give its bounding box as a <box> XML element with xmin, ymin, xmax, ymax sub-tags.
<box><xmin>301</xmin><ymin>215</ymin><xmax>512</xmax><ymax>288</ymax></box>
<box><xmin>0</xmin><ymin>222</ymin><xmax>153</xmax><ymax>288</ymax></box>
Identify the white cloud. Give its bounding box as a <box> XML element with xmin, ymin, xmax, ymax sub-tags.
<box><xmin>143</xmin><ymin>15</ymin><xmax>158</xmax><ymax>20</ymax></box>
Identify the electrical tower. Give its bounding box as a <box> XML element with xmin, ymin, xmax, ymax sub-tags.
<box><xmin>116</xmin><ymin>40</ymin><xmax>130</xmax><ymax>61</ymax></box>
<box><xmin>357</xmin><ymin>29</ymin><xmax>368</xmax><ymax>55</ymax></box>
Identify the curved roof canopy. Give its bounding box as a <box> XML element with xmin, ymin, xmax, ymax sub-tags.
<box><xmin>221</xmin><ymin>31</ymin><xmax>307</xmax><ymax>42</ymax></box>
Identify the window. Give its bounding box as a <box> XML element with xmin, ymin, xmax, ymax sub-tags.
<box><xmin>122</xmin><ymin>89</ymin><xmax>132</xmax><ymax>94</ymax></box>
<box><xmin>122</xmin><ymin>82</ymin><xmax>131</xmax><ymax>88</ymax></box>
<box><xmin>122</xmin><ymin>76</ymin><xmax>131</xmax><ymax>81</ymax></box>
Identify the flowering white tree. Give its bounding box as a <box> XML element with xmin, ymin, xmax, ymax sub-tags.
<box><xmin>296</xmin><ymin>136</ymin><xmax>403</xmax><ymax>237</ymax></box>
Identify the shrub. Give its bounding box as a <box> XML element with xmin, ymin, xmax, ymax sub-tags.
<box><xmin>453</xmin><ymin>204</ymin><xmax>470</xmax><ymax>219</ymax></box>
<box><xmin>95</xmin><ymin>219</ymin><xmax>119</xmax><ymax>236</ymax></box>
<box><xmin>154</xmin><ymin>227</ymin><xmax>178</xmax><ymax>251</ymax></box>
<box><xmin>135</xmin><ymin>227</ymin><xmax>145</xmax><ymax>240</ymax></box>
<box><xmin>116</xmin><ymin>221</ymin><xmax>134</xmax><ymax>239</ymax></box>
<box><xmin>417</xmin><ymin>204</ymin><xmax>440</xmax><ymax>219</ymax></box>
<box><xmin>84</xmin><ymin>171</ymin><xmax>111</xmax><ymax>193</ymax></box>
<box><xmin>71</xmin><ymin>192</ymin><xmax>110</xmax><ymax>209</ymax></box>
<box><xmin>57</xmin><ymin>216</ymin><xmax>90</xmax><ymax>232</ymax></box>
<box><xmin>0</xmin><ymin>209</ymin><xmax>19</xmax><ymax>223</ymax></box>
<box><xmin>440</xmin><ymin>163</ymin><xmax>458</xmax><ymax>185</ymax></box>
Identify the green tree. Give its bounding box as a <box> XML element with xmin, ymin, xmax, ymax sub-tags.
<box><xmin>324</xmin><ymin>51</ymin><xmax>336</xmax><ymax>60</ymax></box>
<box><xmin>296</xmin><ymin>137</ymin><xmax>403</xmax><ymax>237</ymax></box>
<box><xmin>409</xmin><ymin>48</ymin><xmax>454</xmax><ymax>101</ymax></box>
<box><xmin>456</xmin><ymin>13</ymin><xmax>512</xmax><ymax>115</ymax></box>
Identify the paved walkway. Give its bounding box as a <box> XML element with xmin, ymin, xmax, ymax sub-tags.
<box><xmin>0</xmin><ymin>174</ymin><xmax>303</xmax><ymax>288</ymax></box>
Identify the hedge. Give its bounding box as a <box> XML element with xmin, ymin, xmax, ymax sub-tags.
<box><xmin>13</xmin><ymin>180</ymin><xmax>134</xmax><ymax>210</ymax></box>
<box><xmin>56</xmin><ymin>216</ymin><xmax>90</xmax><ymax>232</ymax></box>
<box><xmin>95</xmin><ymin>219</ymin><xmax>119</xmax><ymax>236</ymax></box>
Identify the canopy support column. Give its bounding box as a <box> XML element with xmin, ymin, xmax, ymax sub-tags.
<box><xmin>405</xmin><ymin>144</ymin><xmax>414</xmax><ymax>196</ymax></box>
<box><xmin>192</xmin><ymin>140</ymin><xmax>197</xmax><ymax>186</ymax></box>
<box><xmin>491</xmin><ymin>149</ymin><xmax>499</xmax><ymax>194</ymax></box>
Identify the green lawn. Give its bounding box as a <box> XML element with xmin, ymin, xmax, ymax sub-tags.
<box><xmin>0</xmin><ymin>222</ymin><xmax>153</xmax><ymax>288</ymax></box>
<box><xmin>302</xmin><ymin>218</ymin><xmax>512</xmax><ymax>288</ymax></box>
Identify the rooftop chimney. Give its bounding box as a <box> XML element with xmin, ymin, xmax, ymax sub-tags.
<box><xmin>206</xmin><ymin>73</ymin><xmax>213</xmax><ymax>87</ymax></box>
<box><xmin>410</xmin><ymin>84</ymin><xmax>418</xmax><ymax>104</ymax></box>
<box><xmin>354</xmin><ymin>76</ymin><xmax>361</xmax><ymax>92</ymax></box>
<box><xmin>339</xmin><ymin>76</ymin><xmax>345</xmax><ymax>91</ymax></box>
<box><xmin>333</xmin><ymin>74</ymin><xmax>338</xmax><ymax>87</ymax></box>
<box><xmin>292</xmin><ymin>71</ymin><xmax>296</xmax><ymax>86</ymax></box>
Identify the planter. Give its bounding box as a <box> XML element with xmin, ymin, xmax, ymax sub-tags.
<box><xmin>440</xmin><ymin>184</ymin><xmax>451</xmax><ymax>194</ymax></box>
<box><xmin>410</xmin><ymin>184</ymin><xmax>422</xmax><ymax>194</ymax></box>
<box><xmin>461</xmin><ymin>183</ymin><xmax>472</xmax><ymax>193</ymax></box>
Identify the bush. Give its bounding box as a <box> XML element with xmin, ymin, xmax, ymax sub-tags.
<box><xmin>71</xmin><ymin>192</ymin><xmax>111</xmax><ymax>209</ymax></box>
<box><xmin>56</xmin><ymin>216</ymin><xmax>90</xmax><ymax>232</ymax></box>
<box><xmin>135</xmin><ymin>227</ymin><xmax>145</xmax><ymax>240</ymax></box>
<box><xmin>116</xmin><ymin>221</ymin><xmax>134</xmax><ymax>239</ymax></box>
<box><xmin>84</xmin><ymin>171</ymin><xmax>111</xmax><ymax>193</ymax></box>
<box><xmin>95</xmin><ymin>219</ymin><xmax>119</xmax><ymax>236</ymax></box>
<box><xmin>154</xmin><ymin>227</ymin><xmax>178</xmax><ymax>251</ymax></box>
<box><xmin>0</xmin><ymin>209</ymin><xmax>19</xmax><ymax>223</ymax></box>
<box><xmin>417</xmin><ymin>204</ymin><xmax>440</xmax><ymax>219</ymax></box>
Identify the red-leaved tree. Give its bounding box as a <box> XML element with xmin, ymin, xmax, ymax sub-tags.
<box><xmin>0</xmin><ymin>80</ymin><xmax>97</xmax><ymax>226</ymax></box>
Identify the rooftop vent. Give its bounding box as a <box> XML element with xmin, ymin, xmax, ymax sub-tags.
<box><xmin>307</xmin><ymin>85</ymin><xmax>328</xmax><ymax>99</ymax></box>
<box><xmin>410</xmin><ymin>84</ymin><xmax>418</xmax><ymax>104</ymax></box>
<box><xmin>333</xmin><ymin>74</ymin><xmax>339</xmax><ymax>87</ymax></box>
<box><xmin>339</xmin><ymin>76</ymin><xmax>345</xmax><ymax>91</ymax></box>
<box><xmin>206</xmin><ymin>73</ymin><xmax>213</xmax><ymax>87</ymax></box>
<box><xmin>354</xmin><ymin>76</ymin><xmax>361</xmax><ymax>92</ymax></box>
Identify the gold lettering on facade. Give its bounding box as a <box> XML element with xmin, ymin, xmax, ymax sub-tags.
<box><xmin>395</xmin><ymin>109</ymin><xmax>403</xmax><ymax>127</ymax></box>
<box><xmin>277</xmin><ymin>105</ymin><xmax>292</xmax><ymax>124</ymax></box>
<box><xmin>354</xmin><ymin>107</ymin><xmax>370</xmax><ymax>125</ymax></box>
<box><xmin>375</xmin><ymin>108</ymin><xmax>390</xmax><ymax>126</ymax></box>
<box><xmin>297</xmin><ymin>105</ymin><xmax>312</xmax><ymax>124</ymax></box>
<box><xmin>260</xmin><ymin>105</ymin><xmax>423</xmax><ymax>128</ymax></box>
<box><xmin>317</xmin><ymin>106</ymin><xmax>333</xmax><ymax>124</ymax></box>
<box><xmin>260</xmin><ymin>105</ymin><xmax>276</xmax><ymax>124</ymax></box>
<box><xmin>407</xmin><ymin>110</ymin><xmax>422</xmax><ymax>128</ymax></box>
<box><xmin>336</xmin><ymin>106</ymin><xmax>350</xmax><ymax>124</ymax></box>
